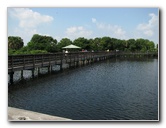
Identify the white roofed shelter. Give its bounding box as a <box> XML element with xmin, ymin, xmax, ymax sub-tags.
<box><xmin>62</xmin><ymin>44</ymin><xmax>81</xmax><ymax>49</ymax></box>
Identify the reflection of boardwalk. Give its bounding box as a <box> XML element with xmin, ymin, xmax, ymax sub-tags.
<box><xmin>8</xmin><ymin>52</ymin><xmax>157</xmax><ymax>84</ymax></box>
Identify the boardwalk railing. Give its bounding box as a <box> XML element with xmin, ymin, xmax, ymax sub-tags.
<box><xmin>8</xmin><ymin>52</ymin><xmax>115</xmax><ymax>73</ymax></box>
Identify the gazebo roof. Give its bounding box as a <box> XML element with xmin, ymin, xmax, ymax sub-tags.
<box><xmin>62</xmin><ymin>44</ymin><xmax>81</xmax><ymax>49</ymax></box>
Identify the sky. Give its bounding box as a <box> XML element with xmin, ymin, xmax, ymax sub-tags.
<box><xmin>8</xmin><ymin>8</ymin><xmax>159</xmax><ymax>45</ymax></box>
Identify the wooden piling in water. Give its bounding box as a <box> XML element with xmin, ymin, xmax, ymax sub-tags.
<box><xmin>9</xmin><ymin>71</ymin><xmax>14</xmax><ymax>84</ymax></box>
<box><xmin>48</xmin><ymin>66</ymin><xmax>51</xmax><ymax>73</ymax></box>
<box><xmin>38</xmin><ymin>68</ymin><xmax>40</xmax><ymax>75</ymax></box>
<box><xmin>21</xmin><ymin>70</ymin><xmax>23</xmax><ymax>79</ymax></box>
<box><xmin>32</xmin><ymin>69</ymin><xmax>35</xmax><ymax>79</ymax></box>
<box><xmin>60</xmin><ymin>64</ymin><xmax>63</xmax><ymax>71</ymax></box>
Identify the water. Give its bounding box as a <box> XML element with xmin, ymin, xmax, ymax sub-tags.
<box><xmin>8</xmin><ymin>58</ymin><xmax>158</xmax><ymax>120</ymax></box>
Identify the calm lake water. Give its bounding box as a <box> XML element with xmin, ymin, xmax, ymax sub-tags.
<box><xmin>8</xmin><ymin>58</ymin><xmax>158</xmax><ymax>120</ymax></box>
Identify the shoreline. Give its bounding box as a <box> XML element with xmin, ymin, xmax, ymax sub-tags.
<box><xmin>8</xmin><ymin>107</ymin><xmax>71</xmax><ymax>121</ymax></box>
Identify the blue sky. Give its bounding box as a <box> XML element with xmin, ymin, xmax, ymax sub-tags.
<box><xmin>8</xmin><ymin>8</ymin><xmax>159</xmax><ymax>45</ymax></box>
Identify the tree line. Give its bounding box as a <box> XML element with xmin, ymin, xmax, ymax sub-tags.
<box><xmin>8</xmin><ymin>34</ymin><xmax>158</xmax><ymax>55</ymax></box>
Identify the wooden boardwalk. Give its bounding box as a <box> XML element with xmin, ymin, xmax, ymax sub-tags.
<box><xmin>8</xmin><ymin>51</ymin><xmax>158</xmax><ymax>84</ymax></box>
<box><xmin>8</xmin><ymin>52</ymin><xmax>114</xmax><ymax>73</ymax></box>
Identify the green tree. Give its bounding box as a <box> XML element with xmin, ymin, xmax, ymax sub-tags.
<box><xmin>91</xmin><ymin>37</ymin><xmax>102</xmax><ymax>51</ymax></box>
<box><xmin>27</xmin><ymin>34</ymin><xmax>57</xmax><ymax>52</ymax></box>
<box><xmin>147</xmin><ymin>41</ymin><xmax>155</xmax><ymax>52</ymax></box>
<box><xmin>58</xmin><ymin>38</ymin><xmax>72</xmax><ymax>47</ymax></box>
<box><xmin>135</xmin><ymin>38</ymin><xmax>148</xmax><ymax>51</ymax></box>
<box><xmin>127</xmin><ymin>39</ymin><xmax>136</xmax><ymax>52</ymax></box>
<box><xmin>135</xmin><ymin>39</ymin><xmax>155</xmax><ymax>52</ymax></box>
<box><xmin>120</xmin><ymin>40</ymin><xmax>127</xmax><ymax>51</ymax></box>
<box><xmin>73</xmin><ymin>37</ymin><xmax>90</xmax><ymax>50</ymax></box>
<box><xmin>100</xmin><ymin>37</ymin><xmax>112</xmax><ymax>51</ymax></box>
<box><xmin>8</xmin><ymin>36</ymin><xmax>24</xmax><ymax>50</ymax></box>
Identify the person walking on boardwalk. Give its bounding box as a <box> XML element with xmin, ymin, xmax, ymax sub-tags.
<box><xmin>65</xmin><ymin>50</ymin><xmax>68</xmax><ymax>57</ymax></box>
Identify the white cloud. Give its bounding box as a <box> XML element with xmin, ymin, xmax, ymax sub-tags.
<box><xmin>143</xmin><ymin>30</ymin><xmax>154</xmax><ymax>36</ymax></box>
<box><xmin>65</xmin><ymin>26</ymin><xmax>92</xmax><ymax>40</ymax></box>
<box><xmin>114</xmin><ymin>27</ymin><xmax>126</xmax><ymax>37</ymax></box>
<box><xmin>8</xmin><ymin>8</ymin><xmax>54</xmax><ymax>45</ymax></box>
<box><xmin>9</xmin><ymin>8</ymin><xmax>53</xmax><ymax>28</ymax></box>
<box><xmin>92</xmin><ymin>18</ymin><xmax>126</xmax><ymax>39</ymax></box>
<box><xmin>137</xmin><ymin>13</ymin><xmax>158</xmax><ymax>37</ymax></box>
<box><xmin>66</xmin><ymin>27</ymin><xmax>77</xmax><ymax>34</ymax></box>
